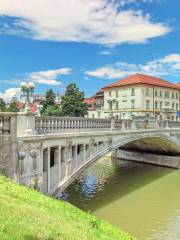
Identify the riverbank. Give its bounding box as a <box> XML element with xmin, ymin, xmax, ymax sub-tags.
<box><xmin>0</xmin><ymin>175</ymin><xmax>135</xmax><ymax>240</ymax></box>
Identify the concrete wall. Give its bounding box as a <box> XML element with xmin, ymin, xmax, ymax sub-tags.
<box><xmin>115</xmin><ymin>149</ymin><xmax>180</xmax><ymax>169</ymax></box>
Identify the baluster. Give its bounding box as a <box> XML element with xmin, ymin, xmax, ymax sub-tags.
<box><xmin>0</xmin><ymin>117</ymin><xmax>3</xmax><ymax>133</ymax></box>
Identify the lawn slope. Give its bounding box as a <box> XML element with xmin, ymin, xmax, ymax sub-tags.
<box><xmin>0</xmin><ymin>176</ymin><xmax>135</xmax><ymax>240</ymax></box>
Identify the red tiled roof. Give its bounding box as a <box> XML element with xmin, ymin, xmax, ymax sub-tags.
<box><xmin>175</xmin><ymin>83</ymin><xmax>180</xmax><ymax>89</ymax></box>
<box><xmin>103</xmin><ymin>73</ymin><xmax>180</xmax><ymax>90</ymax></box>
<box><xmin>18</xmin><ymin>103</ymin><xmax>38</xmax><ymax>113</ymax></box>
<box><xmin>84</xmin><ymin>98</ymin><xmax>95</xmax><ymax>105</ymax></box>
<box><xmin>92</xmin><ymin>88</ymin><xmax>104</xmax><ymax>98</ymax></box>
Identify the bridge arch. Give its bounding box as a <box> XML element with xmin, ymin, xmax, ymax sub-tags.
<box><xmin>59</xmin><ymin>132</ymin><xmax>180</xmax><ymax>192</ymax></box>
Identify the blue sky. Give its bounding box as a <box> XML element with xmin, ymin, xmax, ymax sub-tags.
<box><xmin>0</xmin><ymin>0</ymin><xmax>180</xmax><ymax>100</ymax></box>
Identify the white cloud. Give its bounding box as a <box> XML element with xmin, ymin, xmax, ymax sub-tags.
<box><xmin>85</xmin><ymin>53</ymin><xmax>180</xmax><ymax>79</ymax></box>
<box><xmin>28</xmin><ymin>68</ymin><xmax>72</xmax><ymax>85</ymax></box>
<box><xmin>0</xmin><ymin>0</ymin><xmax>170</xmax><ymax>45</ymax></box>
<box><xmin>0</xmin><ymin>88</ymin><xmax>21</xmax><ymax>102</ymax></box>
<box><xmin>160</xmin><ymin>54</ymin><xmax>180</xmax><ymax>63</ymax></box>
<box><xmin>118</xmin><ymin>0</ymin><xmax>165</xmax><ymax>7</ymax></box>
<box><xmin>99</xmin><ymin>49</ymin><xmax>116</xmax><ymax>55</ymax></box>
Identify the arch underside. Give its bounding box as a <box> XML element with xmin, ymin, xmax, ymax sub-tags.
<box><xmin>120</xmin><ymin>137</ymin><xmax>180</xmax><ymax>156</ymax></box>
<box><xmin>58</xmin><ymin>132</ymin><xmax>180</xmax><ymax>192</ymax></box>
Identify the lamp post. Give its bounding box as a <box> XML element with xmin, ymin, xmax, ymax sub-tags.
<box><xmin>163</xmin><ymin>107</ymin><xmax>172</xmax><ymax>128</ymax></box>
<box><xmin>20</xmin><ymin>82</ymin><xmax>35</xmax><ymax>113</ymax></box>
<box><xmin>107</xmin><ymin>97</ymin><xmax>115</xmax><ymax>118</ymax></box>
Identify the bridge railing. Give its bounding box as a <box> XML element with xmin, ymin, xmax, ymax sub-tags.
<box><xmin>0</xmin><ymin>112</ymin><xmax>180</xmax><ymax>137</ymax></box>
<box><xmin>0</xmin><ymin>115</ymin><xmax>11</xmax><ymax>135</ymax></box>
<box><xmin>35</xmin><ymin>116</ymin><xmax>112</xmax><ymax>134</ymax></box>
<box><xmin>168</xmin><ymin>121</ymin><xmax>180</xmax><ymax>128</ymax></box>
<box><xmin>0</xmin><ymin>112</ymin><xmax>18</xmax><ymax>136</ymax></box>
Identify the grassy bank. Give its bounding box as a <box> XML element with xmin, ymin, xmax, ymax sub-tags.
<box><xmin>0</xmin><ymin>176</ymin><xmax>135</xmax><ymax>240</ymax></box>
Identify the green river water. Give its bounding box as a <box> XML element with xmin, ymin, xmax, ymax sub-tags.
<box><xmin>63</xmin><ymin>157</ymin><xmax>180</xmax><ymax>240</ymax></box>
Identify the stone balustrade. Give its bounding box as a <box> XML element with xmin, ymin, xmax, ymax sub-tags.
<box><xmin>0</xmin><ymin>116</ymin><xmax>10</xmax><ymax>135</ymax></box>
<box><xmin>0</xmin><ymin>112</ymin><xmax>180</xmax><ymax>137</ymax></box>
<box><xmin>35</xmin><ymin>117</ymin><xmax>112</xmax><ymax>134</ymax></box>
<box><xmin>0</xmin><ymin>113</ymin><xmax>17</xmax><ymax>135</ymax></box>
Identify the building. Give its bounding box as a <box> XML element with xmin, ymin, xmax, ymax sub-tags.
<box><xmin>86</xmin><ymin>89</ymin><xmax>105</xmax><ymax>118</ymax></box>
<box><xmin>84</xmin><ymin>97</ymin><xmax>95</xmax><ymax>110</ymax></box>
<box><xmin>18</xmin><ymin>102</ymin><xmax>38</xmax><ymax>114</ymax></box>
<box><xmin>86</xmin><ymin>73</ymin><xmax>180</xmax><ymax>121</ymax></box>
<box><xmin>103</xmin><ymin>73</ymin><xmax>180</xmax><ymax>120</ymax></box>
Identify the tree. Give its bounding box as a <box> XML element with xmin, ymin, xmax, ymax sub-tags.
<box><xmin>41</xmin><ymin>105</ymin><xmax>62</xmax><ymax>117</ymax></box>
<box><xmin>41</xmin><ymin>89</ymin><xmax>56</xmax><ymax>115</ymax></box>
<box><xmin>60</xmin><ymin>83</ymin><xmax>89</xmax><ymax>117</ymax></box>
<box><xmin>7</xmin><ymin>101</ymin><xmax>19</xmax><ymax>113</ymax></box>
<box><xmin>0</xmin><ymin>98</ymin><xmax>6</xmax><ymax>112</ymax></box>
<box><xmin>41</xmin><ymin>89</ymin><xmax>61</xmax><ymax>116</ymax></box>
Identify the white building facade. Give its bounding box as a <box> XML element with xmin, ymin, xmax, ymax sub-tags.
<box><xmin>88</xmin><ymin>74</ymin><xmax>180</xmax><ymax>121</ymax></box>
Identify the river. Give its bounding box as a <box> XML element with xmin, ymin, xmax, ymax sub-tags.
<box><xmin>60</xmin><ymin>156</ymin><xmax>180</xmax><ymax>240</ymax></box>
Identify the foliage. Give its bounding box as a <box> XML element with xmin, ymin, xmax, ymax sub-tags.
<box><xmin>61</xmin><ymin>83</ymin><xmax>89</xmax><ymax>117</ymax></box>
<box><xmin>42</xmin><ymin>105</ymin><xmax>62</xmax><ymax>117</ymax></box>
<box><xmin>7</xmin><ymin>101</ymin><xmax>19</xmax><ymax>113</ymax></box>
<box><xmin>41</xmin><ymin>89</ymin><xmax>60</xmax><ymax>116</ymax></box>
<box><xmin>0</xmin><ymin>175</ymin><xmax>135</xmax><ymax>240</ymax></box>
<box><xmin>44</xmin><ymin>89</ymin><xmax>56</xmax><ymax>106</ymax></box>
<box><xmin>0</xmin><ymin>98</ymin><xmax>6</xmax><ymax>112</ymax></box>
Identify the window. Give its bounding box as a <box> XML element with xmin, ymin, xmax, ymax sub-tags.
<box><xmin>131</xmin><ymin>100</ymin><xmax>135</xmax><ymax>109</ymax></box>
<box><xmin>131</xmin><ymin>88</ymin><xmax>135</xmax><ymax>96</ymax></box>
<box><xmin>160</xmin><ymin>101</ymin><xmax>163</xmax><ymax>109</ymax></box>
<box><xmin>176</xmin><ymin>92</ymin><xmax>179</xmax><ymax>99</ymax></box>
<box><xmin>116</xmin><ymin>90</ymin><xmax>119</xmax><ymax>97</ymax></box>
<box><xmin>146</xmin><ymin>100</ymin><xmax>150</xmax><ymax>109</ymax></box>
<box><xmin>159</xmin><ymin>90</ymin><xmax>162</xmax><ymax>97</ymax></box>
<box><xmin>176</xmin><ymin>103</ymin><xmax>179</xmax><ymax>110</ymax></box>
<box><xmin>172</xmin><ymin>92</ymin><xmax>174</xmax><ymax>99</ymax></box>
<box><xmin>109</xmin><ymin>91</ymin><xmax>111</xmax><ymax>97</ymax></box>
<box><xmin>165</xmin><ymin>91</ymin><xmax>169</xmax><ymax>98</ymax></box>
<box><xmin>165</xmin><ymin>102</ymin><xmax>169</xmax><ymax>107</ymax></box>
<box><xmin>145</xmin><ymin>88</ymin><xmax>150</xmax><ymax>96</ymax></box>
<box><xmin>116</xmin><ymin>102</ymin><xmax>119</xmax><ymax>110</ymax></box>
<box><xmin>172</xmin><ymin>103</ymin><xmax>174</xmax><ymax>110</ymax></box>
<box><xmin>155</xmin><ymin>101</ymin><xmax>158</xmax><ymax>109</ymax></box>
<box><xmin>155</xmin><ymin>89</ymin><xmax>158</xmax><ymax>97</ymax></box>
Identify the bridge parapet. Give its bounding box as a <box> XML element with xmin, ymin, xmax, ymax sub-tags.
<box><xmin>35</xmin><ymin>116</ymin><xmax>112</xmax><ymax>134</ymax></box>
<box><xmin>1</xmin><ymin>112</ymin><xmax>180</xmax><ymax>137</ymax></box>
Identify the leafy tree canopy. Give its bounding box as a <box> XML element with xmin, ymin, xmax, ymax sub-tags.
<box><xmin>41</xmin><ymin>89</ymin><xmax>58</xmax><ymax>116</ymax></box>
<box><xmin>60</xmin><ymin>83</ymin><xmax>89</xmax><ymax>117</ymax></box>
<box><xmin>41</xmin><ymin>105</ymin><xmax>62</xmax><ymax>117</ymax></box>
<box><xmin>0</xmin><ymin>98</ymin><xmax>6</xmax><ymax>112</ymax></box>
<box><xmin>7</xmin><ymin>101</ymin><xmax>19</xmax><ymax>113</ymax></box>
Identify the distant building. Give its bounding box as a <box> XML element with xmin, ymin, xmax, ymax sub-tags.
<box><xmin>86</xmin><ymin>89</ymin><xmax>105</xmax><ymax>118</ymax></box>
<box><xmin>18</xmin><ymin>102</ymin><xmax>38</xmax><ymax>114</ymax></box>
<box><xmin>84</xmin><ymin>97</ymin><xmax>95</xmax><ymax>109</ymax></box>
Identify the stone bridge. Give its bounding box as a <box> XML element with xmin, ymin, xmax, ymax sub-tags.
<box><xmin>0</xmin><ymin>112</ymin><xmax>180</xmax><ymax>195</ymax></box>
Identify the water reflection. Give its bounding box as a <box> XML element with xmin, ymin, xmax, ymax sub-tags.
<box><xmin>60</xmin><ymin>157</ymin><xmax>180</xmax><ymax>240</ymax></box>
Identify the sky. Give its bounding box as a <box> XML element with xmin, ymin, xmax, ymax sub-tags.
<box><xmin>0</xmin><ymin>0</ymin><xmax>180</xmax><ymax>101</ymax></box>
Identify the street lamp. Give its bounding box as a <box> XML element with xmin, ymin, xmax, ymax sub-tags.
<box><xmin>20</xmin><ymin>82</ymin><xmax>35</xmax><ymax>113</ymax></box>
<box><xmin>107</xmin><ymin>97</ymin><xmax>116</xmax><ymax>118</ymax></box>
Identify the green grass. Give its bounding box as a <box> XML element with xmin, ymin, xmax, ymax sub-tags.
<box><xmin>0</xmin><ymin>176</ymin><xmax>136</xmax><ymax>240</ymax></box>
